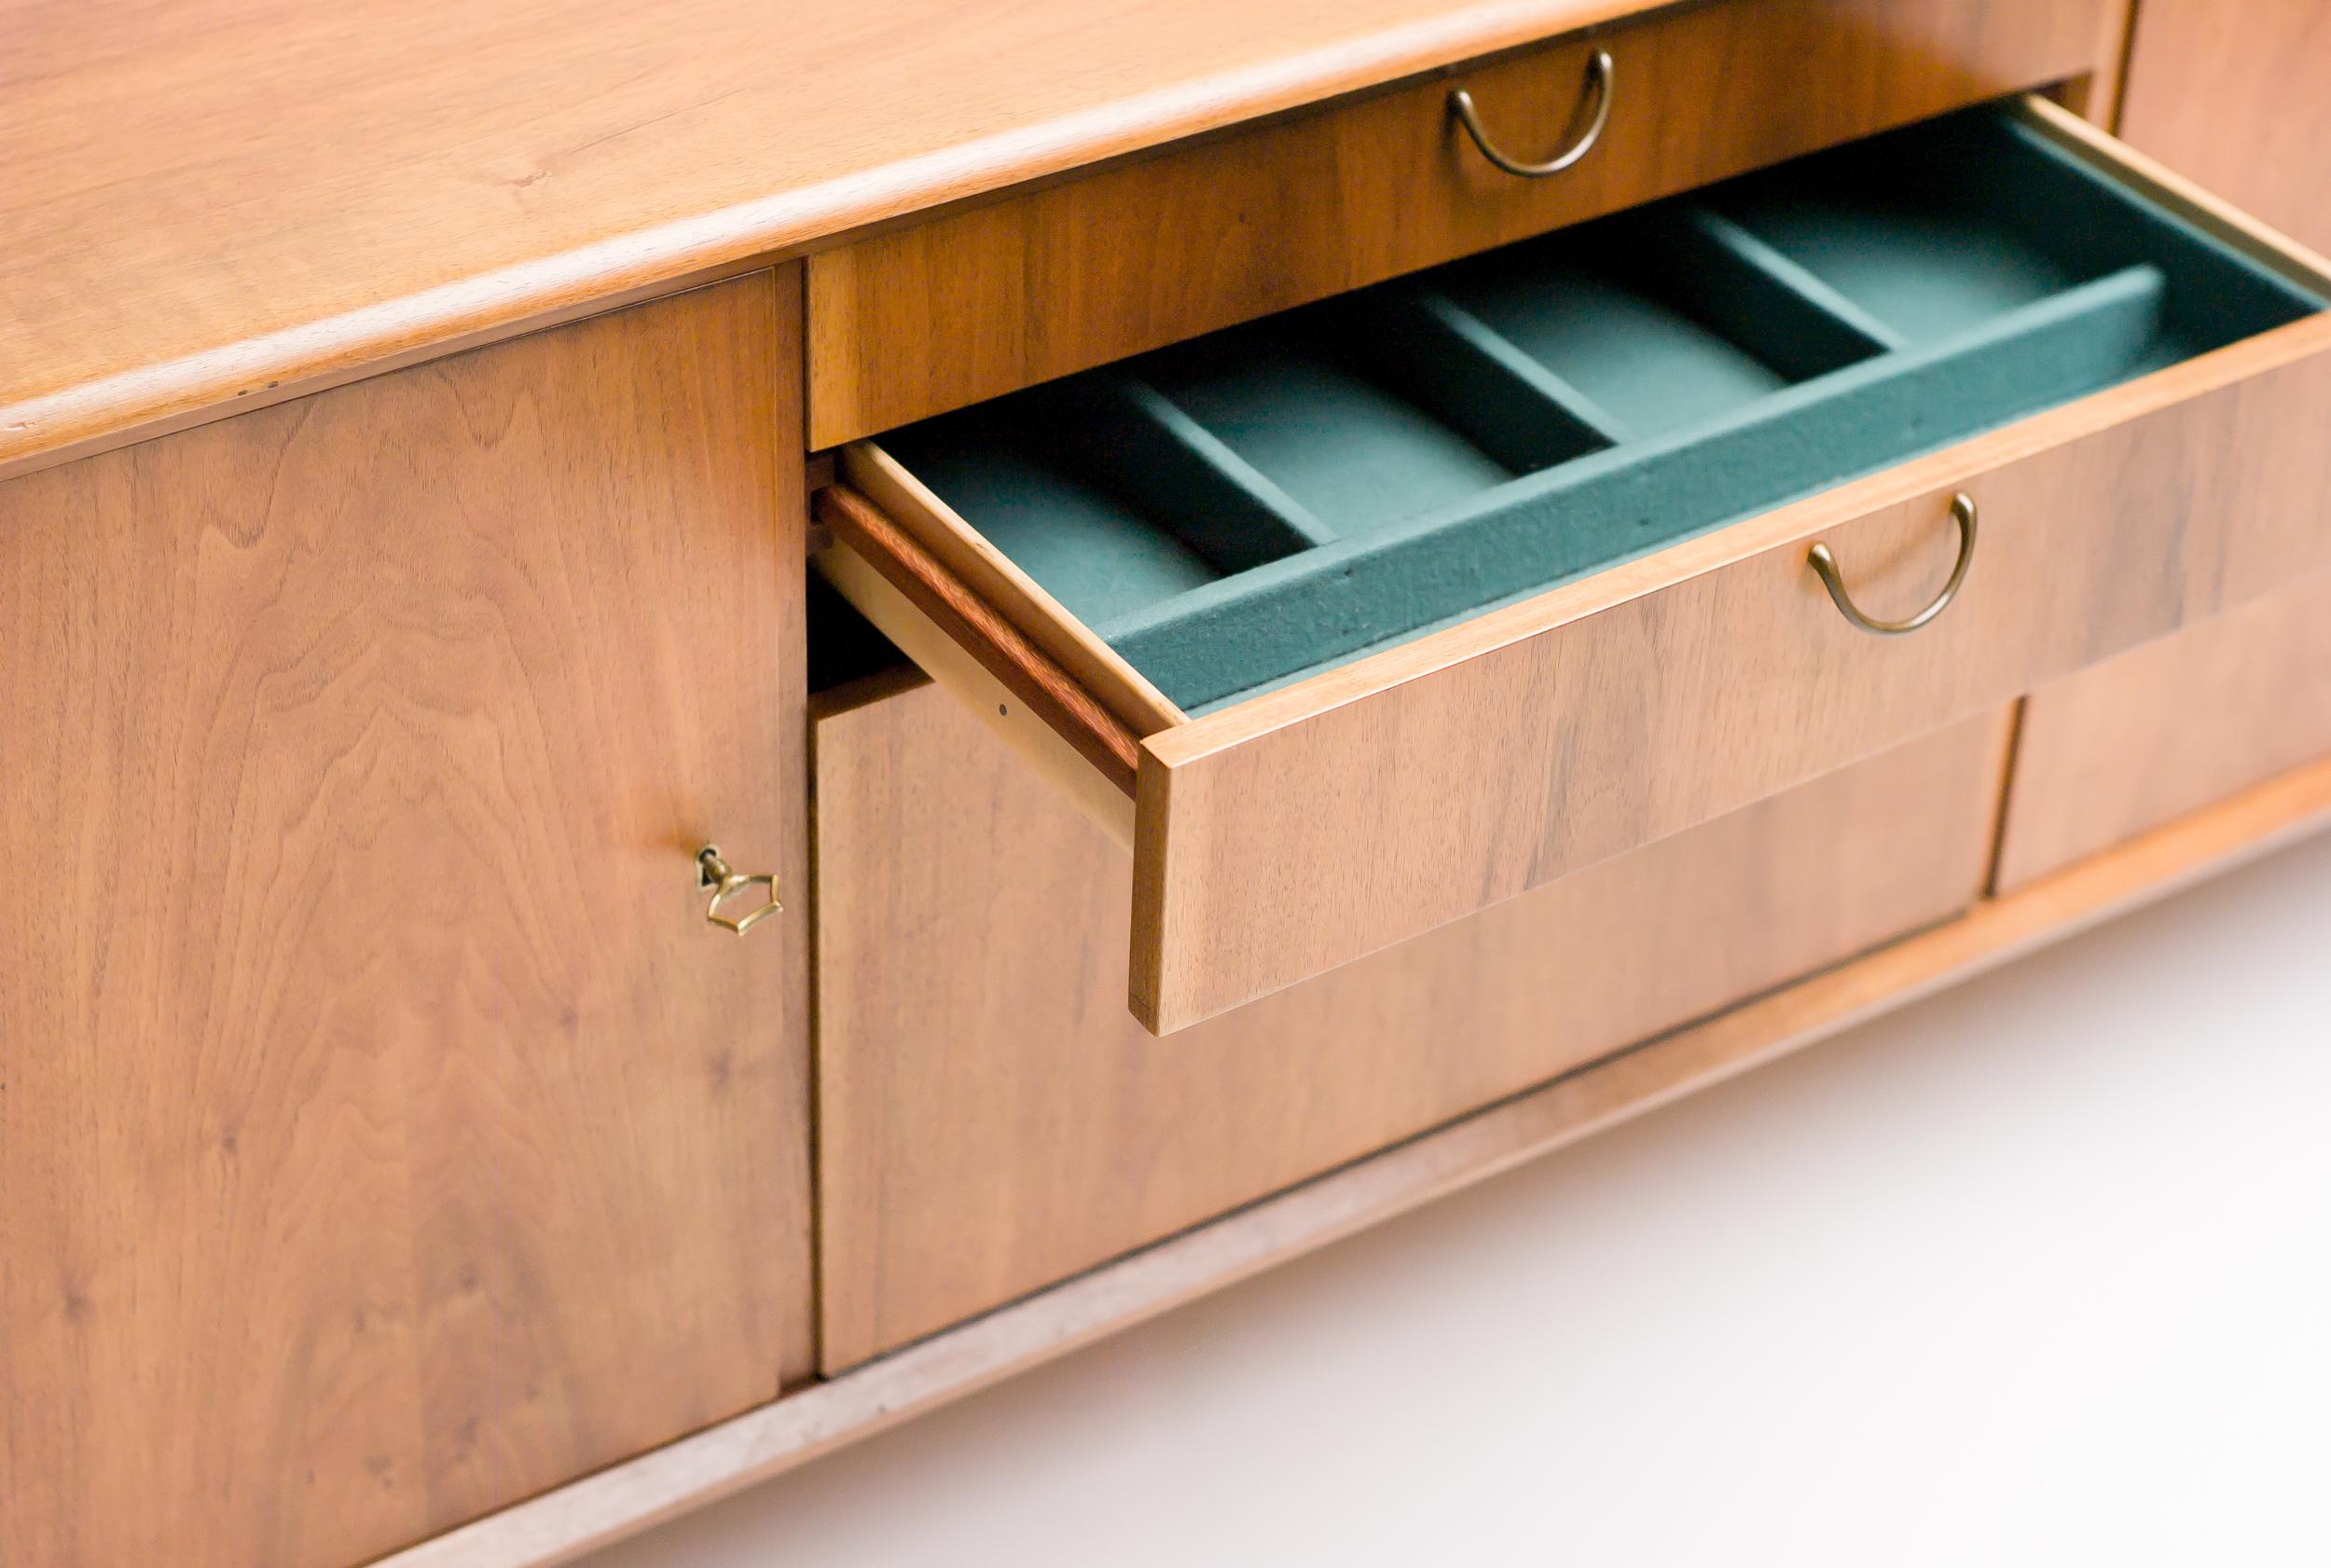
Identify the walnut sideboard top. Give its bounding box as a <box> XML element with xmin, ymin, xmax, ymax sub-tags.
<box><xmin>1</xmin><ymin>0</ymin><xmax>2130</xmax><ymax>481</ymax></box>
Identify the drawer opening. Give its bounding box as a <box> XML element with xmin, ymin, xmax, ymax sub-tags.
<box><xmin>861</xmin><ymin>106</ymin><xmax>2325</xmax><ymax>717</ymax></box>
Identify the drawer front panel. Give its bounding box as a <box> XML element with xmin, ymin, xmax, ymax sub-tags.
<box><xmin>1996</xmin><ymin>574</ymin><xmax>2331</xmax><ymax>890</ymax></box>
<box><xmin>815</xmin><ymin>677</ymin><xmax>2012</xmax><ymax>1370</ymax></box>
<box><xmin>1137</xmin><ymin>336</ymin><xmax>2331</xmax><ymax>1027</ymax></box>
<box><xmin>807</xmin><ymin>0</ymin><xmax>2118</xmax><ymax>447</ymax></box>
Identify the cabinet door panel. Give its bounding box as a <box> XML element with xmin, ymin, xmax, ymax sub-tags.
<box><xmin>0</xmin><ymin>273</ymin><xmax>810</xmax><ymax>1568</ymax></box>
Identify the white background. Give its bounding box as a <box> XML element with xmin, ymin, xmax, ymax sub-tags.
<box><xmin>586</xmin><ymin>830</ymin><xmax>2331</xmax><ymax>1567</ymax></box>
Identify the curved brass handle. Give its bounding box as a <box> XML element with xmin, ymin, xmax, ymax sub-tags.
<box><xmin>1449</xmin><ymin>48</ymin><xmax>1614</xmax><ymax>178</ymax></box>
<box><xmin>697</xmin><ymin>845</ymin><xmax>780</xmax><ymax>936</ymax></box>
<box><xmin>1808</xmin><ymin>492</ymin><xmax>1979</xmax><ymax>637</ymax></box>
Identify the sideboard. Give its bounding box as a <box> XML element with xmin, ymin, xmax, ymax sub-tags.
<box><xmin>5</xmin><ymin>2</ymin><xmax>2327</xmax><ymax>1564</ymax></box>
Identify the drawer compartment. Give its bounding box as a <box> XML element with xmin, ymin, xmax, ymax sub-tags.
<box><xmin>814</xmin><ymin>674</ymin><xmax>2015</xmax><ymax>1369</ymax></box>
<box><xmin>1996</xmin><ymin>573</ymin><xmax>2331</xmax><ymax>889</ymax></box>
<box><xmin>816</xmin><ymin>100</ymin><xmax>2331</xmax><ymax>1032</ymax></box>
<box><xmin>807</xmin><ymin>0</ymin><xmax>2122</xmax><ymax>446</ymax></box>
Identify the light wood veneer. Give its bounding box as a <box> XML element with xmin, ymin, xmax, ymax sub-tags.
<box><xmin>1983</xmin><ymin>0</ymin><xmax>2331</xmax><ymax>895</ymax></box>
<box><xmin>814</xmin><ymin>675</ymin><xmax>2013</xmax><ymax>1369</ymax></box>
<box><xmin>1997</xmin><ymin>573</ymin><xmax>2331</xmax><ymax>890</ymax></box>
<box><xmin>0</xmin><ymin>274</ymin><xmax>813</xmax><ymax>1568</ymax></box>
<box><xmin>1131</xmin><ymin>328</ymin><xmax>2331</xmax><ymax>1026</ymax></box>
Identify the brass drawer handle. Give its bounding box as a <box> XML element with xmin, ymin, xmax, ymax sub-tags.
<box><xmin>1449</xmin><ymin>48</ymin><xmax>1614</xmax><ymax>178</ymax></box>
<box><xmin>697</xmin><ymin>845</ymin><xmax>780</xmax><ymax>935</ymax></box>
<box><xmin>1808</xmin><ymin>492</ymin><xmax>1979</xmax><ymax>637</ymax></box>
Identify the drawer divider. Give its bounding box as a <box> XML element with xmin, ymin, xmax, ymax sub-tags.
<box><xmin>1632</xmin><ymin>203</ymin><xmax>1910</xmax><ymax>371</ymax></box>
<box><xmin>1355</xmin><ymin>288</ymin><xmax>1634</xmax><ymax>461</ymax></box>
<box><xmin>1066</xmin><ymin>374</ymin><xmax>1339</xmax><ymax>570</ymax></box>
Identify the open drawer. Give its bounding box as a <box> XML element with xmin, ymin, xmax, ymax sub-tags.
<box><xmin>813</xmin><ymin>99</ymin><xmax>2331</xmax><ymax>1033</ymax></box>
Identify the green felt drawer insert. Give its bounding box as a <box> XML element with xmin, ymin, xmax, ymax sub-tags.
<box><xmin>879</xmin><ymin>107</ymin><xmax>2327</xmax><ymax>714</ymax></box>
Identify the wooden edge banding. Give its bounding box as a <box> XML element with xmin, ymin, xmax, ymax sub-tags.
<box><xmin>365</xmin><ymin>749</ymin><xmax>2331</xmax><ymax>1568</ymax></box>
<box><xmin>842</xmin><ymin>443</ymin><xmax>1189</xmax><ymax>736</ymax></box>
<box><xmin>1127</xmin><ymin>753</ymin><xmax>1176</xmax><ymax>1033</ymax></box>
<box><xmin>815</xmin><ymin>484</ymin><xmax>1142</xmax><ymax>790</ymax></box>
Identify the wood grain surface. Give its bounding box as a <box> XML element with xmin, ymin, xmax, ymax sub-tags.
<box><xmin>813</xmin><ymin>676</ymin><xmax>2012</xmax><ymax>1368</ymax></box>
<box><xmin>1130</xmin><ymin>295</ymin><xmax>2331</xmax><ymax>1030</ymax></box>
<box><xmin>1997</xmin><ymin>571</ymin><xmax>2331</xmax><ymax>890</ymax></box>
<box><xmin>371</xmin><ymin>742</ymin><xmax>2331</xmax><ymax>1568</ymax></box>
<box><xmin>7</xmin><ymin>0</ymin><xmax>1792</xmax><ymax>478</ymax></box>
<box><xmin>2117</xmin><ymin>0</ymin><xmax>2331</xmax><ymax>254</ymax></box>
<box><xmin>808</xmin><ymin>0</ymin><xmax>2118</xmax><ymax>444</ymax></box>
<box><xmin>0</xmin><ymin>274</ymin><xmax>813</xmax><ymax>1568</ymax></box>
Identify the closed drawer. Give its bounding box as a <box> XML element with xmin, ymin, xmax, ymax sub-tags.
<box><xmin>813</xmin><ymin>674</ymin><xmax>2014</xmax><ymax>1369</ymax></box>
<box><xmin>814</xmin><ymin>100</ymin><xmax>2331</xmax><ymax>1033</ymax></box>
<box><xmin>1996</xmin><ymin>573</ymin><xmax>2331</xmax><ymax>890</ymax></box>
<box><xmin>807</xmin><ymin>0</ymin><xmax>2120</xmax><ymax>447</ymax></box>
